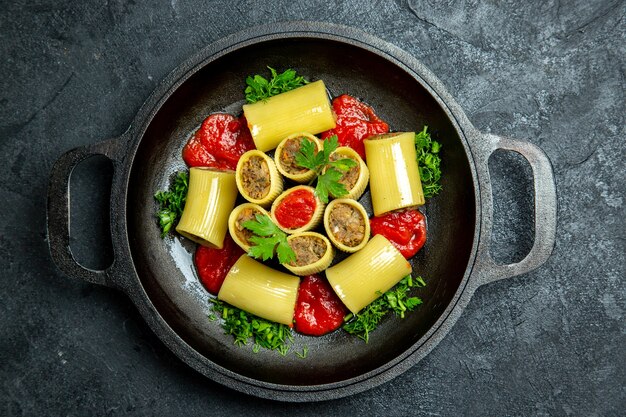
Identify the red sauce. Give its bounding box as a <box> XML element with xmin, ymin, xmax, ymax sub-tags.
<box><xmin>370</xmin><ymin>209</ymin><xmax>427</xmax><ymax>259</ymax></box>
<box><xmin>320</xmin><ymin>94</ymin><xmax>389</xmax><ymax>160</ymax></box>
<box><xmin>294</xmin><ymin>274</ymin><xmax>348</xmax><ymax>336</ymax></box>
<box><xmin>194</xmin><ymin>235</ymin><xmax>244</xmax><ymax>295</ymax></box>
<box><xmin>274</xmin><ymin>189</ymin><xmax>316</xmax><ymax>229</ymax></box>
<box><xmin>182</xmin><ymin>113</ymin><xmax>255</xmax><ymax>170</ymax></box>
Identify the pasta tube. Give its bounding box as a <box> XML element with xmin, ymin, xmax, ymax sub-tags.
<box><xmin>328</xmin><ymin>147</ymin><xmax>369</xmax><ymax>200</ymax></box>
<box><xmin>228</xmin><ymin>203</ymin><xmax>270</xmax><ymax>252</ymax></box>
<box><xmin>242</xmin><ymin>80</ymin><xmax>336</xmax><ymax>152</ymax></box>
<box><xmin>275</xmin><ymin>133</ymin><xmax>322</xmax><ymax>183</ymax></box>
<box><xmin>326</xmin><ymin>234</ymin><xmax>412</xmax><ymax>314</ymax></box>
<box><xmin>282</xmin><ymin>232</ymin><xmax>334</xmax><ymax>276</ymax></box>
<box><xmin>364</xmin><ymin>132</ymin><xmax>425</xmax><ymax>216</ymax></box>
<box><xmin>218</xmin><ymin>255</ymin><xmax>300</xmax><ymax>325</ymax></box>
<box><xmin>235</xmin><ymin>150</ymin><xmax>283</xmax><ymax>207</ymax></box>
<box><xmin>176</xmin><ymin>167</ymin><xmax>237</xmax><ymax>249</ymax></box>
<box><xmin>323</xmin><ymin>199</ymin><xmax>370</xmax><ymax>253</ymax></box>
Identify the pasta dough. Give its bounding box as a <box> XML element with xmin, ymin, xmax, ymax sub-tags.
<box><xmin>218</xmin><ymin>255</ymin><xmax>300</xmax><ymax>325</ymax></box>
<box><xmin>243</xmin><ymin>80</ymin><xmax>336</xmax><ymax>152</ymax></box>
<box><xmin>326</xmin><ymin>234</ymin><xmax>412</xmax><ymax>314</ymax></box>
<box><xmin>235</xmin><ymin>150</ymin><xmax>283</xmax><ymax>207</ymax></box>
<box><xmin>176</xmin><ymin>167</ymin><xmax>237</xmax><ymax>249</ymax></box>
<box><xmin>364</xmin><ymin>132</ymin><xmax>425</xmax><ymax>216</ymax></box>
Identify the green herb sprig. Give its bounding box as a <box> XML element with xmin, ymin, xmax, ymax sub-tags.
<box><xmin>415</xmin><ymin>126</ymin><xmax>442</xmax><ymax>198</ymax></box>
<box><xmin>154</xmin><ymin>171</ymin><xmax>189</xmax><ymax>237</ymax></box>
<box><xmin>245</xmin><ymin>67</ymin><xmax>308</xmax><ymax>103</ymax></box>
<box><xmin>241</xmin><ymin>214</ymin><xmax>296</xmax><ymax>264</ymax></box>
<box><xmin>295</xmin><ymin>135</ymin><xmax>357</xmax><ymax>203</ymax></box>
<box><xmin>343</xmin><ymin>275</ymin><xmax>426</xmax><ymax>343</ymax></box>
<box><xmin>210</xmin><ymin>299</ymin><xmax>295</xmax><ymax>355</ymax></box>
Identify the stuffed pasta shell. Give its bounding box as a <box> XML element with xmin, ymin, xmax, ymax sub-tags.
<box><xmin>235</xmin><ymin>150</ymin><xmax>283</xmax><ymax>207</ymax></box>
<box><xmin>274</xmin><ymin>133</ymin><xmax>322</xmax><ymax>183</ymax></box>
<box><xmin>271</xmin><ymin>186</ymin><xmax>325</xmax><ymax>234</ymax></box>
<box><xmin>323</xmin><ymin>199</ymin><xmax>370</xmax><ymax>253</ymax></box>
<box><xmin>228</xmin><ymin>203</ymin><xmax>270</xmax><ymax>252</ymax></box>
<box><xmin>282</xmin><ymin>232</ymin><xmax>334</xmax><ymax>276</ymax></box>
<box><xmin>327</xmin><ymin>147</ymin><xmax>369</xmax><ymax>200</ymax></box>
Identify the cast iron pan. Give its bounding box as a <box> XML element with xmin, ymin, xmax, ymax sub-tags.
<box><xmin>47</xmin><ymin>22</ymin><xmax>557</xmax><ymax>401</ymax></box>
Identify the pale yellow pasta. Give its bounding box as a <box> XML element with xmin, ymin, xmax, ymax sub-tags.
<box><xmin>328</xmin><ymin>147</ymin><xmax>369</xmax><ymax>200</ymax></box>
<box><xmin>235</xmin><ymin>150</ymin><xmax>283</xmax><ymax>207</ymax></box>
<box><xmin>242</xmin><ymin>80</ymin><xmax>336</xmax><ymax>152</ymax></box>
<box><xmin>176</xmin><ymin>167</ymin><xmax>237</xmax><ymax>249</ymax></box>
<box><xmin>218</xmin><ymin>255</ymin><xmax>300</xmax><ymax>325</ymax></box>
<box><xmin>282</xmin><ymin>232</ymin><xmax>334</xmax><ymax>276</ymax></box>
<box><xmin>228</xmin><ymin>203</ymin><xmax>270</xmax><ymax>252</ymax></box>
<box><xmin>274</xmin><ymin>133</ymin><xmax>322</xmax><ymax>183</ymax></box>
<box><xmin>364</xmin><ymin>132</ymin><xmax>425</xmax><ymax>216</ymax></box>
<box><xmin>270</xmin><ymin>186</ymin><xmax>325</xmax><ymax>234</ymax></box>
<box><xmin>326</xmin><ymin>234</ymin><xmax>412</xmax><ymax>314</ymax></box>
<box><xmin>323</xmin><ymin>199</ymin><xmax>370</xmax><ymax>253</ymax></box>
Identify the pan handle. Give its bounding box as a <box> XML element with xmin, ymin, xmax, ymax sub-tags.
<box><xmin>47</xmin><ymin>136</ymin><xmax>126</xmax><ymax>287</ymax></box>
<box><xmin>472</xmin><ymin>132</ymin><xmax>557</xmax><ymax>286</ymax></box>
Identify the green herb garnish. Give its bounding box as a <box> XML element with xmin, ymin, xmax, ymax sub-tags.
<box><xmin>295</xmin><ymin>345</ymin><xmax>309</xmax><ymax>359</ymax></box>
<box><xmin>343</xmin><ymin>275</ymin><xmax>426</xmax><ymax>343</ymax></box>
<box><xmin>295</xmin><ymin>135</ymin><xmax>357</xmax><ymax>203</ymax></box>
<box><xmin>210</xmin><ymin>299</ymin><xmax>295</xmax><ymax>355</ymax></box>
<box><xmin>154</xmin><ymin>171</ymin><xmax>189</xmax><ymax>237</ymax></box>
<box><xmin>245</xmin><ymin>67</ymin><xmax>308</xmax><ymax>103</ymax></box>
<box><xmin>241</xmin><ymin>214</ymin><xmax>297</xmax><ymax>264</ymax></box>
<box><xmin>415</xmin><ymin>126</ymin><xmax>442</xmax><ymax>198</ymax></box>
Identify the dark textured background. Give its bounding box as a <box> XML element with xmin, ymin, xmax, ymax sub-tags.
<box><xmin>1</xmin><ymin>0</ymin><xmax>624</xmax><ymax>415</ymax></box>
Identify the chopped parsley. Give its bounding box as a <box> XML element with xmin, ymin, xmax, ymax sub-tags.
<box><xmin>295</xmin><ymin>135</ymin><xmax>357</xmax><ymax>203</ymax></box>
<box><xmin>415</xmin><ymin>126</ymin><xmax>442</xmax><ymax>198</ymax></box>
<box><xmin>245</xmin><ymin>67</ymin><xmax>308</xmax><ymax>103</ymax></box>
<box><xmin>343</xmin><ymin>275</ymin><xmax>426</xmax><ymax>343</ymax></box>
<box><xmin>210</xmin><ymin>299</ymin><xmax>295</xmax><ymax>355</ymax></box>
<box><xmin>154</xmin><ymin>171</ymin><xmax>189</xmax><ymax>237</ymax></box>
<box><xmin>241</xmin><ymin>213</ymin><xmax>297</xmax><ymax>264</ymax></box>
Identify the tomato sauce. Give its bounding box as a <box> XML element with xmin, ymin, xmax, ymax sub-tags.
<box><xmin>294</xmin><ymin>274</ymin><xmax>348</xmax><ymax>336</ymax></box>
<box><xmin>194</xmin><ymin>235</ymin><xmax>244</xmax><ymax>295</ymax></box>
<box><xmin>320</xmin><ymin>94</ymin><xmax>389</xmax><ymax>160</ymax></box>
<box><xmin>182</xmin><ymin>113</ymin><xmax>255</xmax><ymax>170</ymax></box>
<box><xmin>370</xmin><ymin>209</ymin><xmax>427</xmax><ymax>259</ymax></box>
<box><xmin>274</xmin><ymin>189</ymin><xmax>316</xmax><ymax>229</ymax></box>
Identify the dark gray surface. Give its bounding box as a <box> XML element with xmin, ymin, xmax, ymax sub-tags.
<box><xmin>1</xmin><ymin>0</ymin><xmax>624</xmax><ymax>415</ymax></box>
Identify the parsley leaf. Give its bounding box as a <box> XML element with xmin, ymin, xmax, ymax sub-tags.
<box><xmin>245</xmin><ymin>67</ymin><xmax>308</xmax><ymax>103</ymax></box>
<box><xmin>210</xmin><ymin>299</ymin><xmax>296</xmax><ymax>355</ymax></box>
<box><xmin>294</xmin><ymin>138</ymin><xmax>325</xmax><ymax>170</ymax></box>
<box><xmin>343</xmin><ymin>275</ymin><xmax>426</xmax><ymax>343</ymax></box>
<box><xmin>316</xmin><ymin>169</ymin><xmax>348</xmax><ymax>204</ymax></box>
<box><xmin>295</xmin><ymin>135</ymin><xmax>357</xmax><ymax>203</ymax></box>
<box><xmin>415</xmin><ymin>126</ymin><xmax>442</xmax><ymax>198</ymax></box>
<box><xmin>154</xmin><ymin>171</ymin><xmax>189</xmax><ymax>237</ymax></box>
<box><xmin>242</xmin><ymin>214</ymin><xmax>296</xmax><ymax>264</ymax></box>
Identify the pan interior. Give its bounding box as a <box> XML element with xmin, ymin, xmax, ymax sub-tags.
<box><xmin>127</xmin><ymin>37</ymin><xmax>476</xmax><ymax>386</ymax></box>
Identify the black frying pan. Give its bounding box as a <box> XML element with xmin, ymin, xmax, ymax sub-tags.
<box><xmin>47</xmin><ymin>22</ymin><xmax>557</xmax><ymax>401</ymax></box>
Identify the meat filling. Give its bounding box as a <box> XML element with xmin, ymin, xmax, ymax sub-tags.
<box><xmin>241</xmin><ymin>156</ymin><xmax>270</xmax><ymax>199</ymax></box>
<box><xmin>329</xmin><ymin>153</ymin><xmax>359</xmax><ymax>190</ymax></box>
<box><xmin>289</xmin><ymin>236</ymin><xmax>327</xmax><ymax>267</ymax></box>
<box><xmin>328</xmin><ymin>203</ymin><xmax>366</xmax><ymax>247</ymax></box>
<box><xmin>234</xmin><ymin>207</ymin><xmax>260</xmax><ymax>246</ymax></box>
<box><xmin>280</xmin><ymin>137</ymin><xmax>311</xmax><ymax>174</ymax></box>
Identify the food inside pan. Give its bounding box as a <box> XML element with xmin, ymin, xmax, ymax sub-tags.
<box><xmin>153</xmin><ymin>67</ymin><xmax>443</xmax><ymax>354</ymax></box>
